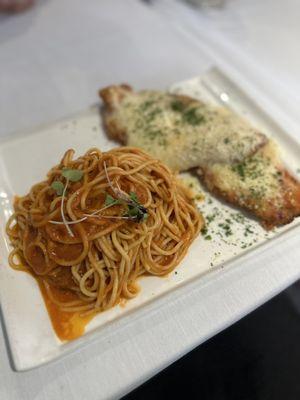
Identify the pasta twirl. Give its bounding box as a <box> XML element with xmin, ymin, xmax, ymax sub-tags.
<box><xmin>6</xmin><ymin>147</ymin><xmax>203</xmax><ymax>340</ymax></box>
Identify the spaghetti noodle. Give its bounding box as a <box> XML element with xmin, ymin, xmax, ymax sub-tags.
<box><xmin>6</xmin><ymin>147</ymin><xmax>203</xmax><ymax>340</ymax></box>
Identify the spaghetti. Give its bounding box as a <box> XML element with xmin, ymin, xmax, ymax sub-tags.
<box><xmin>6</xmin><ymin>147</ymin><xmax>203</xmax><ymax>340</ymax></box>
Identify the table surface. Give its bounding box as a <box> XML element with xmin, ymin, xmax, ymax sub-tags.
<box><xmin>1</xmin><ymin>1</ymin><xmax>300</xmax><ymax>399</ymax></box>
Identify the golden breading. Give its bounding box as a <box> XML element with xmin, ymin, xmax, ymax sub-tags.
<box><xmin>99</xmin><ymin>85</ymin><xmax>300</xmax><ymax>229</ymax></box>
<box><xmin>201</xmin><ymin>141</ymin><xmax>300</xmax><ymax>229</ymax></box>
<box><xmin>99</xmin><ymin>85</ymin><xmax>267</xmax><ymax>171</ymax></box>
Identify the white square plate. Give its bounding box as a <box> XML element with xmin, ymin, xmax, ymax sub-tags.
<box><xmin>1</xmin><ymin>68</ymin><xmax>300</xmax><ymax>371</ymax></box>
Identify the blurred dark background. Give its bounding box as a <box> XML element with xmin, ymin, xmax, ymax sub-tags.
<box><xmin>124</xmin><ymin>283</ymin><xmax>300</xmax><ymax>400</ymax></box>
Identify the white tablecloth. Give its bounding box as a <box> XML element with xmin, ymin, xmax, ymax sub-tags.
<box><xmin>1</xmin><ymin>1</ymin><xmax>300</xmax><ymax>399</ymax></box>
<box><xmin>0</xmin><ymin>0</ymin><xmax>214</xmax><ymax>138</ymax></box>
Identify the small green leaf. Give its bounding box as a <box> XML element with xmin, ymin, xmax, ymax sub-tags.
<box><xmin>51</xmin><ymin>181</ymin><xmax>64</xmax><ymax>196</ymax></box>
<box><xmin>129</xmin><ymin>192</ymin><xmax>138</xmax><ymax>203</ymax></box>
<box><xmin>127</xmin><ymin>206</ymin><xmax>139</xmax><ymax>217</ymax></box>
<box><xmin>104</xmin><ymin>194</ymin><xmax>120</xmax><ymax>206</ymax></box>
<box><xmin>62</xmin><ymin>168</ymin><xmax>84</xmax><ymax>182</ymax></box>
<box><xmin>124</xmin><ymin>203</ymin><xmax>148</xmax><ymax>222</ymax></box>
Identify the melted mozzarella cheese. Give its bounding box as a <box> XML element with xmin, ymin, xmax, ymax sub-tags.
<box><xmin>207</xmin><ymin>140</ymin><xmax>282</xmax><ymax>203</ymax></box>
<box><xmin>115</xmin><ymin>90</ymin><xmax>266</xmax><ymax>171</ymax></box>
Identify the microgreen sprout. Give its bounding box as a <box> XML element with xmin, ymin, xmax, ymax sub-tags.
<box><xmin>62</xmin><ymin>168</ymin><xmax>83</xmax><ymax>182</ymax></box>
<box><xmin>60</xmin><ymin>178</ymin><xmax>74</xmax><ymax>237</ymax></box>
<box><xmin>104</xmin><ymin>194</ymin><xmax>121</xmax><ymax>207</ymax></box>
<box><xmin>50</xmin><ymin>167</ymin><xmax>84</xmax><ymax>237</ymax></box>
<box><xmin>103</xmin><ymin>162</ymin><xmax>148</xmax><ymax>222</ymax></box>
<box><xmin>51</xmin><ymin>181</ymin><xmax>64</xmax><ymax>196</ymax></box>
<box><xmin>49</xmin><ymin>163</ymin><xmax>148</xmax><ymax>235</ymax></box>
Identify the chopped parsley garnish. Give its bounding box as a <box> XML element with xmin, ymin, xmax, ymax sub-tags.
<box><xmin>231</xmin><ymin>212</ymin><xmax>245</xmax><ymax>223</ymax></box>
<box><xmin>201</xmin><ymin>226</ymin><xmax>208</xmax><ymax>236</ymax></box>
<box><xmin>218</xmin><ymin>223</ymin><xmax>233</xmax><ymax>237</ymax></box>
<box><xmin>244</xmin><ymin>225</ymin><xmax>254</xmax><ymax>237</ymax></box>
<box><xmin>171</xmin><ymin>100</ymin><xmax>185</xmax><ymax>112</ymax></box>
<box><xmin>158</xmin><ymin>137</ymin><xmax>168</xmax><ymax>148</ymax></box>
<box><xmin>140</xmin><ymin>100</ymin><xmax>155</xmax><ymax>111</ymax></box>
<box><xmin>232</xmin><ymin>163</ymin><xmax>245</xmax><ymax>179</ymax></box>
<box><xmin>170</xmin><ymin>100</ymin><xmax>205</xmax><ymax>125</ymax></box>
<box><xmin>206</xmin><ymin>214</ymin><xmax>216</xmax><ymax>223</ymax></box>
<box><xmin>182</xmin><ymin>108</ymin><xmax>205</xmax><ymax>126</ymax></box>
<box><xmin>146</xmin><ymin>108</ymin><xmax>162</xmax><ymax>122</ymax></box>
<box><xmin>146</xmin><ymin>130</ymin><xmax>163</xmax><ymax>140</ymax></box>
<box><xmin>249</xmin><ymin>186</ymin><xmax>266</xmax><ymax>199</ymax></box>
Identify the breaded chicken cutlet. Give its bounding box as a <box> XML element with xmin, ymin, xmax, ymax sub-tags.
<box><xmin>99</xmin><ymin>84</ymin><xmax>300</xmax><ymax>229</ymax></box>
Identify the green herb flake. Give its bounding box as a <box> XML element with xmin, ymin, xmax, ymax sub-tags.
<box><xmin>205</xmin><ymin>235</ymin><xmax>212</xmax><ymax>240</ymax></box>
<box><xmin>182</xmin><ymin>108</ymin><xmax>205</xmax><ymax>126</ymax></box>
<box><xmin>146</xmin><ymin>130</ymin><xmax>163</xmax><ymax>141</ymax></box>
<box><xmin>146</xmin><ymin>108</ymin><xmax>162</xmax><ymax>122</ymax></box>
<box><xmin>232</xmin><ymin>163</ymin><xmax>245</xmax><ymax>179</ymax></box>
<box><xmin>51</xmin><ymin>181</ymin><xmax>64</xmax><ymax>196</ymax></box>
<box><xmin>244</xmin><ymin>225</ymin><xmax>254</xmax><ymax>237</ymax></box>
<box><xmin>62</xmin><ymin>168</ymin><xmax>84</xmax><ymax>182</ymax></box>
<box><xmin>171</xmin><ymin>100</ymin><xmax>185</xmax><ymax>112</ymax></box>
<box><xmin>201</xmin><ymin>226</ymin><xmax>208</xmax><ymax>236</ymax></box>
<box><xmin>206</xmin><ymin>214</ymin><xmax>216</xmax><ymax>224</ymax></box>
<box><xmin>231</xmin><ymin>212</ymin><xmax>245</xmax><ymax>224</ymax></box>
<box><xmin>140</xmin><ymin>100</ymin><xmax>155</xmax><ymax>111</ymax></box>
<box><xmin>218</xmin><ymin>223</ymin><xmax>233</xmax><ymax>237</ymax></box>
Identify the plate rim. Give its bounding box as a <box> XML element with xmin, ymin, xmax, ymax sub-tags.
<box><xmin>1</xmin><ymin>67</ymin><xmax>300</xmax><ymax>371</ymax></box>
